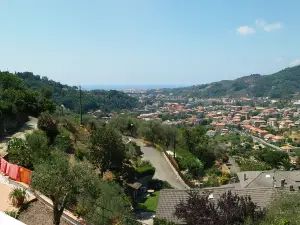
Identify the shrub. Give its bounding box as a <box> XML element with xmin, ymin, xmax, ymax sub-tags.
<box><xmin>7</xmin><ymin>138</ymin><xmax>32</xmax><ymax>168</ymax></box>
<box><xmin>103</xmin><ymin>170</ymin><xmax>115</xmax><ymax>181</ymax></box>
<box><xmin>37</xmin><ymin>112</ymin><xmax>58</xmax><ymax>142</ymax></box>
<box><xmin>136</xmin><ymin>161</ymin><xmax>155</xmax><ymax>178</ymax></box>
<box><xmin>219</xmin><ymin>173</ymin><xmax>230</xmax><ymax>185</ymax></box>
<box><xmin>178</xmin><ymin>156</ymin><xmax>204</xmax><ymax>178</ymax></box>
<box><xmin>153</xmin><ymin>218</ymin><xmax>177</xmax><ymax>225</ymax></box>
<box><xmin>9</xmin><ymin>188</ymin><xmax>27</xmax><ymax>207</ymax></box>
<box><xmin>4</xmin><ymin>210</ymin><xmax>19</xmax><ymax>218</ymax></box>
<box><xmin>75</xmin><ymin>148</ymin><xmax>89</xmax><ymax>161</ymax></box>
<box><xmin>162</xmin><ymin>181</ymin><xmax>174</xmax><ymax>189</ymax></box>
<box><xmin>26</xmin><ymin>130</ymin><xmax>50</xmax><ymax>164</ymax></box>
<box><xmin>54</xmin><ymin>135</ymin><xmax>74</xmax><ymax>154</ymax></box>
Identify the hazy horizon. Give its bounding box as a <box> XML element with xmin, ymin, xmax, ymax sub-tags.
<box><xmin>82</xmin><ymin>84</ymin><xmax>187</xmax><ymax>91</ymax></box>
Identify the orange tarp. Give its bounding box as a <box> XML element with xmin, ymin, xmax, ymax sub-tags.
<box><xmin>19</xmin><ymin>167</ymin><xmax>32</xmax><ymax>185</ymax></box>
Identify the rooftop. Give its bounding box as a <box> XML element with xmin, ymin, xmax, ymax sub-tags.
<box><xmin>156</xmin><ymin>186</ymin><xmax>278</xmax><ymax>224</ymax></box>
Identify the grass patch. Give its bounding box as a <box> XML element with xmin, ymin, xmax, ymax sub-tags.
<box><xmin>155</xmin><ymin>144</ymin><xmax>164</xmax><ymax>152</ymax></box>
<box><xmin>137</xmin><ymin>191</ymin><xmax>160</xmax><ymax>212</ymax></box>
<box><xmin>136</xmin><ymin>162</ymin><xmax>154</xmax><ymax>173</ymax></box>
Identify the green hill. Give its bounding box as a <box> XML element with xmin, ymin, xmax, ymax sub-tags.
<box><xmin>160</xmin><ymin>65</ymin><xmax>300</xmax><ymax>99</ymax></box>
<box><xmin>16</xmin><ymin>72</ymin><xmax>139</xmax><ymax>113</ymax></box>
<box><xmin>0</xmin><ymin>71</ymin><xmax>55</xmax><ymax>137</ymax></box>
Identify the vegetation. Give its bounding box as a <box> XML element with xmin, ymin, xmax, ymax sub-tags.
<box><xmin>137</xmin><ymin>191</ymin><xmax>160</xmax><ymax>212</ymax></box>
<box><xmin>174</xmin><ymin>190</ymin><xmax>265</xmax><ymax>225</ymax></box>
<box><xmin>9</xmin><ymin>188</ymin><xmax>27</xmax><ymax>207</ymax></box>
<box><xmin>90</xmin><ymin>126</ymin><xmax>127</xmax><ymax>174</ymax></box>
<box><xmin>158</xmin><ymin>65</ymin><xmax>300</xmax><ymax>99</ymax></box>
<box><xmin>7</xmin><ymin>131</ymin><xmax>50</xmax><ymax>169</ymax></box>
<box><xmin>153</xmin><ymin>218</ymin><xmax>177</xmax><ymax>225</ymax></box>
<box><xmin>37</xmin><ymin>112</ymin><xmax>59</xmax><ymax>142</ymax></box>
<box><xmin>259</xmin><ymin>193</ymin><xmax>300</xmax><ymax>225</ymax></box>
<box><xmin>107</xmin><ymin>116</ymin><xmax>229</xmax><ymax>182</ymax></box>
<box><xmin>31</xmin><ymin>150</ymin><xmax>131</xmax><ymax>225</ymax></box>
<box><xmin>136</xmin><ymin>160</ymin><xmax>156</xmax><ymax>178</ymax></box>
<box><xmin>0</xmin><ymin>71</ymin><xmax>55</xmax><ymax>137</ymax></box>
<box><xmin>5</xmin><ymin>210</ymin><xmax>19</xmax><ymax>219</ymax></box>
<box><xmin>16</xmin><ymin>71</ymin><xmax>139</xmax><ymax>112</ymax></box>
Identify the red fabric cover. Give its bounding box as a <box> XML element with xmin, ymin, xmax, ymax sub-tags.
<box><xmin>6</xmin><ymin>163</ymin><xmax>20</xmax><ymax>181</ymax></box>
<box><xmin>0</xmin><ymin>158</ymin><xmax>8</xmax><ymax>174</ymax></box>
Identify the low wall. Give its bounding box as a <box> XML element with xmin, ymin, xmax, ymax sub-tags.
<box><xmin>162</xmin><ymin>150</ymin><xmax>193</xmax><ymax>189</ymax></box>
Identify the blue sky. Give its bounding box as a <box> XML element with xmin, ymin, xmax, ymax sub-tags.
<box><xmin>0</xmin><ymin>0</ymin><xmax>300</xmax><ymax>86</ymax></box>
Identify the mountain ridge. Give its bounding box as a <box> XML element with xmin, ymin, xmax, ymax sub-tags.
<box><xmin>15</xmin><ymin>72</ymin><xmax>139</xmax><ymax>113</ymax></box>
<box><xmin>157</xmin><ymin>65</ymin><xmax>300</xmax><ymax>99</ymax></box>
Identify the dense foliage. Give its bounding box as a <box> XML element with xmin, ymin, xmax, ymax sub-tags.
<box><xmin>31</xmin><ymin>150</ymin><xmax>131</xmax><ymax>225</ymax></box>
<box><xmin>0</xmin><ymin>71</ymin><xmax>55</xmax><ymax>137</ymax></box>
<box><xmin>174</xmin><ymin>190</ymin><xmax>265</xmax><ymax>225</ymax></box>
<box><xmin>107</xmin><ymin>116</ymin><xmax>228</xmax><ymax>181</ymax></box>
<box><xmin>16</xmin><ymin>71</ymin><xmax>139</xmax><ymax>112</ymax></box>
<box><xmin>260</xmin><ymin>193</ymin><xmax>300</xmax><ymax>225</ymax></box>
<box><xmin>157</xmin><ymin>65</ymin><xmax>300</xmax><ymax>99</ymax></box>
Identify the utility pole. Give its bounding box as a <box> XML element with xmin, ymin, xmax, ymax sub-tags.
<box><xmin>79</xmin><ymin>85</ymin><xmax>83</xmax><ymax>125</ymax></box>
<box><xmin>173</xmin><ymin>131</ymin><xmax>176</xmax><ymax>159</ymax></box>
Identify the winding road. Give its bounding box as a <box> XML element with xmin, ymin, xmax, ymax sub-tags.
<box><xmin>132</xmin><ymin>138</ymin><xmax>186</xmax><ymax>189</ymax></box>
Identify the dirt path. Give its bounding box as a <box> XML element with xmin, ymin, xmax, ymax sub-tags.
<box><xmin>0</xmin><ymin>117</ymin><xmax>38</xmax><ymax>156</ymax></box>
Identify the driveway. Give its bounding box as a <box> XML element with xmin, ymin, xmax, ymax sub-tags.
<box><xmin>132</xmin><ymin>138</ymin><xmax>185</xmax><ymax>189</ymax></box>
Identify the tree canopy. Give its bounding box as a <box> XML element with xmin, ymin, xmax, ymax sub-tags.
<box><xmin>31</xmin><ymin>150</ymin><xmax>131</xmax><ymax>225</ymax></box>
<box><xmin>174</xmin><ymin>190</ymin><xmax>265</xmax><ymax>225</ymax></box>
<box><xmin>16</xmin><ymin>71</ymin><xmax>139</xmax><ymax>113</ymax></box>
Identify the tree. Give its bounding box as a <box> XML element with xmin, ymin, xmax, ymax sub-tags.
<box><xmin>90</xmin><ymin>127</ymin><xmax>126</xmax><ymax>174</ymax></box>
<box><xmin>260</xmin><ymin>151</ymin><xmax>290</xmax><ymax>169</ymax></box>
<box><xmin>7</xmin><ymin>138</ymin><xmax>32</xmax><ymax>168</ymax></box>
<box><xmin>260</xmin><ymin>193</ymin><xmax>300</xmax><ymax>225</ymax></box>
<box><xmin>26</xmin><ymin>130</ymin><xmax>50</xmax><ymax>164</ymax></box>
<box><xmin>174</xmin><ymin>190</ymin><xmax>265</xmax><ymax>225</ymax></box>
<box><xmin>7</xmin><ymin>131</ymin><xmax>50</xmax><ymax>169</ymax></box>
<box><xmin>154</xmin><ymin>218</ymin><xmax>178</xmax><ymax>225</ymax></box>
<box><xmin>31</xmin><ymin>151</ymin><xmax>131</xmax><ymax>225</ymax></box>
<box><xmin>37</xmin><ymin>112</ymin><xmax>58</xmax><ymax>143</ymax></box>
<box><xmin>31</xmin><ymin>151</ymin><xmax>80</xmax><ymax>225</ymax></box>
<box><xmin>178</xmin><ymin>156</ymin><xmax>204</xmax><ymax>178</ymax></box>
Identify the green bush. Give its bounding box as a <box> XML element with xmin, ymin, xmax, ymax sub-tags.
<box><xmin>154</xmin><ymin>218</ymin><xmax>177</xmax><ymax>225</ymax></box>
<box><xmin>75</xmin><ymin>148</ymin><xmax>89</xmax><ymax>161</ymax></box>
<box><xmin>219</xmin><ymin>174</ymin><xmax>230</xmax><ymax>185</ymax></box>
<box><xmin>178</xmin><ymin>156</ymin><xmax>204</xmax><ymax>178</ymax></box>
<box><xmin>4</xmin><ymin>210</ymin><xmax>19</xmax><ymax>218</ymax></box>
<box><xmin>26</xmin><ymin>130</ymin><xmax>50</xmax><ymax>163</ymax></box>
<box><xmin>54</xmin><ymin>135</ymin><xmax>74</xmax><ymax>154</ymax></box>
<box><xmin>136</xmin><ymin>161</ymin><xmax>155</xmax><ymax>178</ymax></box>
<box><xmin>37</xmin><ymin>112</ymin><xmax>58</xmax><ymax>142</ymax></box>
<box><xmin>7</xmin><ymin>138</ymin><xmax>30</xmax><ymax>167</ymax></box>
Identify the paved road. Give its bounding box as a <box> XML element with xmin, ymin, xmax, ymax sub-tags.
<box><xmin>132</xmin><ymin>138</ymin><xmax>186</xmax><ymax>189</ymax></box>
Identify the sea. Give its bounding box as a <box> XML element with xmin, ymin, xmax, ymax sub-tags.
<box><xmin>82</xmin><ymin>84</ymin><xmax>186</xmax><ymax>91</ymax></box>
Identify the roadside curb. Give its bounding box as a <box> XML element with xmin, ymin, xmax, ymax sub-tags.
<box><xmin>162</xmin><ymin>152</ymin><xmax>190</xmax><ymax>189</ymax></box>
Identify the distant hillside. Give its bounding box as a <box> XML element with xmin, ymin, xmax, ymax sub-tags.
<box><xmin>0</xmin><ymin>71</ymin><xmax>55</xmax><ymax>137</ymax></box>
<box><xmin>16</xmin><ymin>72</ymin><xmax>139</xmax><ymax>113</ymax></box>
<box><xmin>159</xmin><ymin>65</ymin><xmax>300</xmax><ymax>99</ymax></box>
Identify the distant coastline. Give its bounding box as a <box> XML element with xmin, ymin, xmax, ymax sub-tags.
<box><xmin>82</xmin><ymin>84</ymin><xmax>187</xmax><ymax>91</ymax></box>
